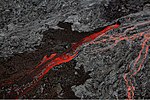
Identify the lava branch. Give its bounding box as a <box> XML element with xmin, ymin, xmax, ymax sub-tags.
<box><xmin>0</xmin><ymin>23</ymin><xmax>120</xmax><ymax>98</ymax></box>
<box><xmin>90</xmin><ymin>20</ymin><xmax>150</xmax><ymax>99</ymax></box>
<box><xmin>123</xmin><ymin>40</ymin><xmax>150</xmax><ymax>99</ymax></box>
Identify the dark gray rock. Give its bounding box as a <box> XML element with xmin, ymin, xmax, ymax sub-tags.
<box><xmin>0</xmin><ymin>0</ymin><xmax>148</xmax><ymax>57</ymax></box>
<box><xmin>72</xmin><ymin>11</ymin><xmax>150</xmax><ymax>99</ymax></box>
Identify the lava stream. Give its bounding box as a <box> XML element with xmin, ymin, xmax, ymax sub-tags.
<box><xmin>90</xmin><ymin>20</ymin><xmax>150</xmax><ymax>99</ymax></box>
<box><xmin>2</xmin><ymin>19</ymin><xmax>149</xmax><ymax>99</ymax></box>
<box><xmin>0</xmin><ymin>22</ymin><xmax>120</xmax><ymax>98</ymax></box>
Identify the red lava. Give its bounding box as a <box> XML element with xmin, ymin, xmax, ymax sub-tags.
<box><xmin>1</xmin><ymin>19</ymin><xmax>149</xmax><ymax>99</ymax></box>
<box><xmin>88</xmin><ymin>20</ymin><xmax>150</xmax><ymax>99</ymax></box>
<box><xmin>0</xmin><ymin>22</ymin><xmax>120</xmax><ymax>98</ymax></box>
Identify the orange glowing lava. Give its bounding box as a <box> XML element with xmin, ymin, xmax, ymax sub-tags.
<box><xmin>90</xmin><ymin>20</ymin><xmax>150</xmax><ymax>99</ymax></box>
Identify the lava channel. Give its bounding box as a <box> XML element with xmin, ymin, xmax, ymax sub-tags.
<box><xmin>0</xmin><ymin>22</ymin><xmax>120</xmax><ymax>98</ymax></box>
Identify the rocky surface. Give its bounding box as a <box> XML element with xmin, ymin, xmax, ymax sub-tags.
<box><xmin>0</xmin><ymin>0</ymin><xmax>150</xmax><ymax>99</ymax></box>
<box><xmin>0</xmin><ymin>0</ymin><xmax>149</xmax><ymax>57</ymax></box>
<box><xmin>72</xmin><ymin>11</ymin><xmax>150</xmax><ymax>99</ymax></box>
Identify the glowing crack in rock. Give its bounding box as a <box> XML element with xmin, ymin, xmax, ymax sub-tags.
<box><xmin>0</xmin><ymin>23</ymin><xmax>120</xmax><ymax>98</ymax></box>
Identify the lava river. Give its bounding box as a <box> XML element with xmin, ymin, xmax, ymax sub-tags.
<box><xmin>0</xmin><ymin>22</ymin><xmax>120</xmax><ymax>98</ymax></box>
<box><xmin>1</xmin><ymin>18</ymin><xmax>150</xmax><ymax>99</ymax></box>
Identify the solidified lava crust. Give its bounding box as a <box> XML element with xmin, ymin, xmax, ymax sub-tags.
<box><xmin>0</xmin><ymin>0</ymin><xmax>150</xmax><ymax>99</ymax></box>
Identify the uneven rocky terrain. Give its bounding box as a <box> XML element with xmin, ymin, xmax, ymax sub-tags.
<box><xmin>0</xmin><ymin>0</ymin><xmax>150</xmax><ymax>99</ymax></box>
<box><xmin>73</xmin><ymin>11</ymin><xmax>150</xmax><ymax>99</ymax></box>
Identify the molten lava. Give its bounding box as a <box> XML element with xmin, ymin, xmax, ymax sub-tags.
<box><xmin>90</xmin><ymin>20</ymin><xmax>150</xmax><ymax>99</ymax></box>
<box><xmin>0</xmin><ymin>22</ymin><xmax>120</xmax><ymax>98</ymax></box>
<box><xmin>1</xmin><ymin>19</ymin><xmax>149</xmax><ymax>99</ymax></box>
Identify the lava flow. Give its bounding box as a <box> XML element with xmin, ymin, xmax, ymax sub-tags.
<box><xmin>1</xmin><ymin>19</ymin><xmax>149</xmax><ymax>99</ymax></box>
<box><xmin>0</xmin><ymin>22</ymin><xmax>120</xmax><ymax>98</ymax></box>
<box><xmin>90</xmin><ymin>20</ymin><xmax>150</xmax><ymax>99</ymax></box>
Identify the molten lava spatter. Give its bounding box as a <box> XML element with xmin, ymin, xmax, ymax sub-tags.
<box><xmin>0</xmin><ymin>23</ymin><xmax>120</xmax><ymax>98</ymax></box>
